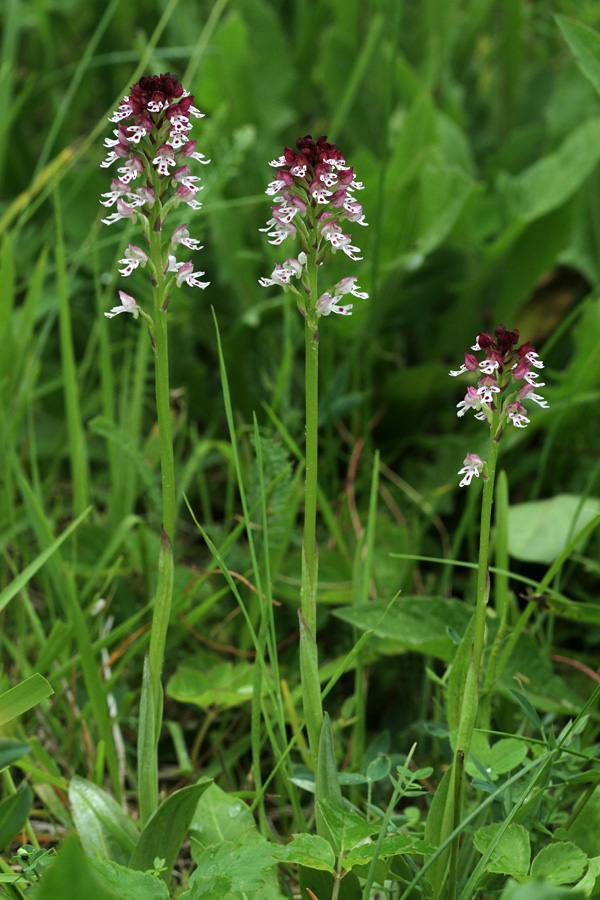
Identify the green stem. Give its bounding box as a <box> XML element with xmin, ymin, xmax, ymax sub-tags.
<box><xmin>303</xmin><ymin>317</ymin><xmax>319</xmax><ymax>632</ymax></box>
<box><xmin>472</xmin><ymin>426</ymin><xmax>501</xmax><ymax>682</ymax></box>
<box><xmin>145</xmin><ymin>228</ymin><xmax>176</xmax><ymax>753</ymax></box>
<box><xmin>300</xmin><ymin>254</ymin><xmax>323</xmax><ymax>768</ymax></box>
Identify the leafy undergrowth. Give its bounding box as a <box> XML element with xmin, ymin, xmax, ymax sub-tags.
<box><xmin>2</xmin><ymin>2</ymin><xmax>600</xmax><ymax>899</ymax></box>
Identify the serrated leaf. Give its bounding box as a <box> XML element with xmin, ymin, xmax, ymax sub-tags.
<box><xmin>69</xmin><ymin>776</ymin><xmax>138</xmax><ymax>864</ymax></box>
<box><xmin>473</xmin><ymin>822</ymin><xmax>531</xmax><ymax>877</ymax></box>
<box><xmin>530</xmin><ymin>841</ymin><xmax>587</xmax><ymax>885</ymax></box>
<box><xmin>271</xmin><ymin>833</ymin><xmax>336</xmax><ymax>873</ymax></box>
<box><xmin>130</xmin><ymin>781</ymin><xmax>211</xmax><ymax>880</ymax></box>
<box><xmin>88</xmin><ymin>859</ymin><xmax>169</xmax><ymax>900</ymax></box>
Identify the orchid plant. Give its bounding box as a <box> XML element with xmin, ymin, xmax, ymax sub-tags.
<box><xmin>100</xmin><ymin>72</ymin><xmax>209</xmax><ymax>823</ymax></box>
<box><xmin>443</xmin><ymin>325</ymin><xmax>549</xmax><ymax>897</ymax></box>
<box><xmin>259</xmin><ymin>135</ymin><xmax>368</xmax><ymax>772</ymax></box>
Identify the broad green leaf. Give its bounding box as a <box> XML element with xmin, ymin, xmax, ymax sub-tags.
<box><xmin>190</xmin><ymin>839</ymin><xmax>276</xmax><ymax>893</ymax></box>
<box><xmin>500</xmin><ymin>879</ymin><xmax>586</xmax><ymax>900</ymax></box>
<box><xmin>69</xmin><ymin>776</ymin><xmax>138</xmax><ymax>864</ymax></box>
<box><xmin>423</xmin><ymin>764</ymin><xmax>455</xmax><ymax>900</ymax></box>
<box><xmin>190</xmin><ymin>783</ymin><xmax>257</xmax><ymax>850</ymax></box>
<box><xmin>0</xmin><ymin>675</ymin><xmax>53</xmax><ymax>727</ymax></box>
<box><xmin>557</xmin><ymin>16</ymin><xmax>600</xmax><ymax>95</ymax></box>
<box><xmin>179</xmin><ymin>873</ymin><xmax>232</xmax><ymax>900</ymax></box>
<box><xmin>318</xmin><ymin>799</ymin><xmax>378</xmax><ymax>856</ymax></box>
<box><xmin>166</xmin><ymin>661</ymin><xmax>255</xmax><ymax>710</ymax></box>
<box><xmin>446</xmin><ymin>612</ymin><xmax>476</xmax><ymax>735</ymax></box>
<box><xmin>468</xmin><ymin>738</ymin><xmax>528</xmax><ymax>780</ymax></box>
<box><xmin>130</xmin><ymin>780</ymin><xmax>211</xmax><ymax>880</ymax></box>
<box><xmin>88</xmin><ymin>859</ymin><xmax>169</xmax><ymax>900</ymax></box>
<box><xmin>569</xmin><ymin>786</ymin><xmax>600</xmax><ymax>857</ymax></box>
<box><xmin>342</xmin><ymin>833</ymin><xmax>437</xmax><ymax>869</ymax></box>
<box><xmin>316</xmin><ymin>713</ymin><xmax>343</xmax><ymax>848</ymax></box>
<box><xmin>498</xmin><ymin>117</ymin><xmax>600</xmax><ymax>223</ymax></box>
<box><xmin>271</xmin><ymin>833</ymin><xmax>336</xmax><ymax>873</ymax></box>
<box><xmin>366</xmin><ymin>755</ymin><xmax>391</xmax><ymax>784</ymax></box>
<box><xmin>508</xmin><ymin>494</ymin><xmax>600</xmax><ymax>564</ymax></box>
<box><xmin>30</xmin><ymin>837</ymin><xmax>118</xmax><ymax>900</ymax></box>
<box><xmin>473</xmin><ymin>822</ymin><xmax>531</xmax><ymax>877</ymax></box>
<box><xmin>530</xmin><ymin>842</ymin><xmax>587</xmax><ymax>885</ymax></box>
<box><xmin>415</xmin><ymin>160</ymin><xmax>478</xmax><ymax>256</ymax></box>
<box><xmin>0</xmin><ymin>785</ymin><xmax>32</xmax><ymax>852</ymax></box>
<box><xmin>0</xmin><ymin>739</ymin><xmax>30</xmax><ymax>769</ymax></box>
<box><xmin>574</xmin><ymin>854</ymin><xmax>600</xmax><ymax>895</ymax></box>
<box><xmin>333</xmin><ymin>598</ymin><xmax>472</xmax><ymax>661</ymax></box>
<box><xmin>137</xmin><ymin>657</ymin><xmax>157</xmax><ymax>829</ymax></box>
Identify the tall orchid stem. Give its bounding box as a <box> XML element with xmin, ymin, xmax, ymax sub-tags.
<box><xmin>472</xmin><ymin>408</ymin><xmax>501</xmax><ymax>683</ymax></box>
<box><xmin>303</xmin><ymin>318</ymin><xmax>319</xmax><ymax>634</ymax></box>
<box><xmin>300</xmin><ymin>254</ymin><xmax>324</xmax><ymax>769</ymax></box>
<box><xmin>146</xmin><ymin>228</ymin><xmax>176</xmax><ymax>738</ymax></box>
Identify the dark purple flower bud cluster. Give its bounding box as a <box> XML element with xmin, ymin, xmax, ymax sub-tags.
<box><xmin>259</xmin><ymin>135</ymin><xmax>368</xmax><ymax>319</ymax></box>
<box><xmin>100</xmin><ymin>73</ymin><xmax>209</xmax><ymax>320</ymax></box>
<box><xmin>450</xmin><ymin>325</ymin><xmax>549</xmax><ymax>485</ymax></box>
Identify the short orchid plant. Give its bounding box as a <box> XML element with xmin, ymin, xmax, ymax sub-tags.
<box><xmin>442</xmin><ymin>325</ymin><xmax>550</xmax><ymax>896</ymax></box>
<box><xmin>100</xmin><ymin>73</ymin><xmax>209</xmax><ymax>823</ymax></box>
<box><xmin>259</xmin><ymin>135</ymin><xmax>368</xmax><ymax>773</ymax></box>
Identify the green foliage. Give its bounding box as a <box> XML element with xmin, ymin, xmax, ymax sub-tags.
<box><xmin>3</xmin><ymin>1</ymin><xmax>600</xmax><ymax>899</ymax></box>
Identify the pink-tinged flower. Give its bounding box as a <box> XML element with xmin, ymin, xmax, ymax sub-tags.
<box><xmin>101</xmin><ymin>197</ymin><xmax>139</xmax><ymax>226</ymax></box>
<box><xmin>334</xmin><ymin>276</ymin><xmax>368</xmax><ymax>299</ymax></box>
<box><xmin>505</xmin><ymin>401</ymin><xmax>530</xmax><ymax>428</ymax></box>
<box><xmin>259</xmin><ymin>258</ymin><xmax>305</xmax><ymax>288</ymax></box>
<box><xmin>173</xmin><ymin>184</ymin><xmax>203</xmax><ymax>210</ymax></box>
<box><xmin>458</xmin><ymin>453</ymin><xmax>484</xmax><ymax>487</ymax></box>
<box><xmin>476</xmin><ymin>376</ymin><xmax>500</xmax><ymax>405</ymax></box>
<box><xmin>172</xmin><ymin>165</ymin><xmax>201</xmax><ymax>190</ymax></box>
<box><xmin>174</xmin><ymin>261</ymin><xmax>209</xmax><ymax>289</ymax></box>
<box><xmin>117</xmin><ymin>157</ymin><xmax>144</xmax><ymax>183</ymax></box>
<box><xmin>457</xmin><ymin>386</ymin><xmax>484</xmax><ymax>418</ymax></box>
<box><xmin>179</xmin><ymin>141</ymin><xmax>210</xmax><ymax>164</ymax></box>
<box><xmin>315</xmin><ymin>293</ymin><xmax>353</xmax><ymax>317</ymax></box>
<box><xmin>100</xmin><ymin>179</ymin><xmax>130</xmax><ymax>207</ymax></box>
<box><xmin>449</xmin><ymin>353</ymin><xmax>480</xmax><ymax>376</ymax></box>
<box><xmin>105</xmin><ymin>291</ymin><xmax>139</xmax><ymax>319</ymax></box>
<box><xmin>517</xmin><ymin>382</ymin><xmax>549</xmax><ymax>408</ymax></box>
<box><xmin>170</xmin><ymin>224</ymin><xmax>203</xmax><ymax>251</ymax></box>
<box><xmin>118</xmin><ymin>244</ymin><xmax>148</xmax><ymax>277</ymax></box>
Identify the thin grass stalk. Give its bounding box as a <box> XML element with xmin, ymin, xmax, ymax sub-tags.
<box><xmin>350</xmin><ymin>451</ymin><xmax>379</xmax><ymax>797</ymax></box>
<box><xmin>54</xmin><ymin>185</ymin><xmax>90</xmax><ymax>516</ymax></box>
<box><xmin>210</xmin><ymin>315</ymin><xmax>303</xmax><ymax>825</ymax></box>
